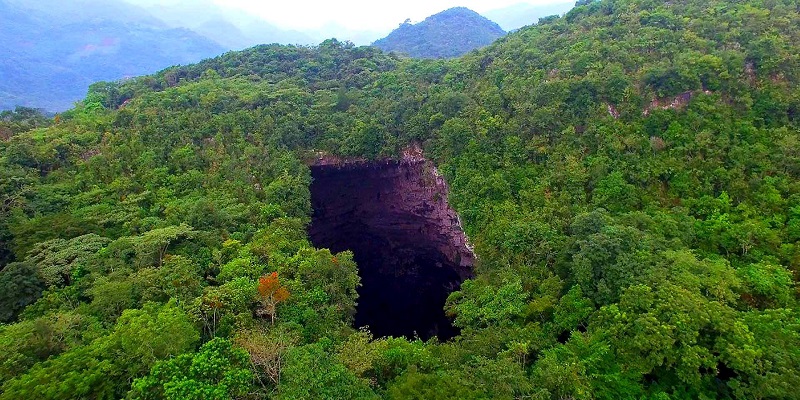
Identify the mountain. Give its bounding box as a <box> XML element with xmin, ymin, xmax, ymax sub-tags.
<box><xmin>2</xmin><ymin>1</ymin><xmax>800</xmax><ymax>399</ymax></box>
<box><xmin>125</xmin><ymin>0</ymin><xmax>316</xmax><ymax>49</ymax></box>
<box><xmin>0</xmin><ymin>0</ymin><xmax>224</xmax><ymax>111</ymax></box>
<box><xmin>483</xmin><ymin>1</ymin><xmax>575</xmax><ymax>31</ymax></box>
<box><xmin>372</xmin><ymin>7</ymin><xmax>505</xmax><ymax>58</ymax></box>
<box><xmin>5</xmin><ymin>0</ymin><xmax>160</xmax><ymax>26</ymax></box>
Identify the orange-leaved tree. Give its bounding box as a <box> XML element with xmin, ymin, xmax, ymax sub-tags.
<box><xmin>257</xmin><ymin>272</ymin><xmax>290</xmax><ymax>324</ymax></box>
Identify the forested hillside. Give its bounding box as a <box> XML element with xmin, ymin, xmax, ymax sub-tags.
<box><xmin>373</xmin><ymin>7</ymin><xmax>506</xmax><ymax>59</ymax></box>
<box><xmin>1</xmin><ymin>0</ymin><xmax>800</xmax><ymax>399</ymax></box>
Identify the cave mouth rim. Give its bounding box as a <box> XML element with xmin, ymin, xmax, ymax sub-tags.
<box><xmin>306</xmin><ymin>159</ymin><xmax>474</xmax><ymax>341</ymax></box>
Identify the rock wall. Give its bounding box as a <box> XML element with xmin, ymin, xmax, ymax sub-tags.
<box><xmin>307</xmin><ymin>154</ymin><xmax>474</xmax><ymax>339</ymax></box>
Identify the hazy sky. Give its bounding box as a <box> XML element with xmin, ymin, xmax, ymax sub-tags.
<box><xmin>216</xmin><ymin>0</ymin><xmax>568</xmax><ymax>31</ymax></box>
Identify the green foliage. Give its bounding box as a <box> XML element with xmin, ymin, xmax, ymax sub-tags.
<box><xmin>446</xmin><ymin>278</ymin><xmax>528</xmax><ymax>329</ymax></box>
<box><xmin>737</xmin><ymin>261</ymin><xmax>795</xmax><ymax>308</ymax></box>
<box><xmin>0</xmin><ymin>312</ymin><xmax>101</xmax><ymax>382</ymax></box>
<box><xmin>2</xmin><ymin>0</ymin><xmax>800</xmax><ymax>398</ymax></box>
<box><xmin>129</xmin><ymin>337</ymin><xmax>252</xmax><ymax>400</ymax></box>
<box><xmin>26</xmin><ymin>234</ymin><xmax>110</xmax><ymax>287</ymax></box>
<box><xmin>279</xmin><ymin>248</ymin><xmax>361</xmax><ymax>340</ymax></box>
<box><xmin>386</xmin><ymin>369</ymin><xmax>481</xmax><ymax>399</ymax></box>
<box><xmin>1</xmin><ymin>302</ymin><xmax>198</xmax><ymax>399</ymax></box>
<box><xmin>0</xmin><ymin>107</ymin><xmax>51</xmax><ymax>137</ymax></box>
<box><xmin>0</xmin><ymin>262</ymin><xmax>44</xmax><ymax>322</ymax></box>
<box><xmin>193</xmin><ymin>277</ymin><xmax>257</xmax><ymax>339</ymax></box>
<box><xmin>279</xmin><ymin>340</ymin><xmax>377</xmax><ymax>399</ymax></box>
<box><xmin>217</xmin><ymin>255</ymin><xmax>265</xmax><ymax>283</ymax></box>
<box><xmin>551</xmin><ymin>285</ymin><xmax>594</xmax><ymax>334</ymax></box>
<box><xmin>532</xmin><ymin>332</ymin><xmax>641</xmax><ymax>400</ymax></box>
<box><xmin>116</xmin><ymin>302</ymin><xmax>200</xmax><ymax>373</ymax></box>
<box><xmin>732</xmin><ymin>309</ymin><xmax>800</xmax><ymax>398</ymax></box>
<box><xmin>106</xmin><ymin>225</ymin><xmax>195</xmax><ymax>268</ymax></box>
<box><xmin>336</xmin><ymin>330</ymin><xmax>438</xmax><ymax>388</ymax></box>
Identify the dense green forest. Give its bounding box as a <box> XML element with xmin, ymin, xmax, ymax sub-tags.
<box><xmin>1</xmin><ymin>0</ymin><xmax>800</xmax><ymax>398</ymax></box>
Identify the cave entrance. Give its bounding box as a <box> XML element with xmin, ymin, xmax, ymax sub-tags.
<box><xmin>308</xmin><ymin>159</ymin><xmax>474</xmax><ymax>340</ymax></box>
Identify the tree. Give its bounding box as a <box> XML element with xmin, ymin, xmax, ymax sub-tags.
<box><xmin>133</xmin><ymin>225</ymin><xmax>195</xmax><ymax>267</ymax></box>
<box><xmin>234</xmin><ymin>327</ymin><xmax>299</xmax><ymax>386</ymax></box>
<box><xmin>0</xmin><ymin>106</ymin><xmax>52</xmax><ymax>135</ymax></box>
<box><xmin>386</xmin><ymin>370</ymin><xmax>481</xmax><ymax>400</ymax></box>
<box><xmin>590</xmin><ymin>251</ymin><xmax>751</xmax><ymax>396</ymax></box>
<box><xmin>1</xmin><ymin>302</ymin><xmax>197</xmax><ymax>400</ymax></box>
<box><xmin>532</xmin><ymin>331</ymin><xmax>643</xmax><ymax>400</ymax></box>
<box><xmin>446</xmin><ymin>279</ymin><xmax>528</xmax><ymax>329</ymax></box>
<box><xmin>256</xmin><ymin>272</ymin><xmax>290</xmax><ymax>324</ymax></box>
<box><xmin>194</xmin><ymin>278</ymin><xmax>256</xmax><ymax>338</ymax></box>
<box><xmin>278</xmin><ymin>341</ymin><xmax>377</xmax><ymax>400</ymax></box>
<box><xmin>0</xmin><ymin>262</ymin><xmax>45</xmax><ymax>322</ymax></box>
<box><xmin>159</xmin><ymin>255</ymin><xmax>205</xmax><ymax>304</ymax></box>
<box><xmin>279</xmin><ymin>249</ymin><xmax>361</xmax><ymax>339</ymax></box>
<box><xmin>737</xmin><ymin>261</ymin><xmax>795</xmax><ymax>309</ymax></box>
<box><xmin>128</xmin><ymin>338</ymin><xmax>252</xmax><ymax>400</ymax></box>
<box><xmin>114</xmin><ymin>302</ymin><xmax>200</xmax><ymax>376</ymax></box>
<box><xmin>26</xmin><ymin>234</ymin><xmax>110</xmax><ymax>288</ymax></box>
<box><xmin>0</xmin><ymin>312</ymin><xmax>98</xmax><ymax>383</ymax></box>
<box><xmin>106</xmin><ymin>225</ymin><xmax>196</xmax><ymax>269</ymax></box>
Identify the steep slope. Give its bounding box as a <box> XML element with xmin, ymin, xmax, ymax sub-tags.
<box><xmin>308</xmin><ymin>156</ymin><xmax>475</xmax><ymax>340</ymax></box>
<box><xmin>372</xmin><ymin>7</ymin><xmax>505</xmax><ymax>58</ymax></box>
<box><xmin>1</xmin><ymin>1</ymin><xmax>800</xmax><ymax>399</ymax></box>
<box><xmin>0</xmin><ymin>0</ymin><xmax>224</xmax><ymax>111</ymax></box>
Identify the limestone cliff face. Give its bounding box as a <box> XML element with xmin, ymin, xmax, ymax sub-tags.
<box><xmin>308</xmin><ymin>156</ymin><xmax>474</xmax><ymax>275</ymax></box>
<box><xmin>307</xmin><ymin>151</ymin><xmax>474</xmax><ymax>339</ymax></box>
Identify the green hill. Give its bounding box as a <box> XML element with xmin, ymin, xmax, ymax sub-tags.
<box><xmin>1</xmin><ymin>0</ymin><xmax>800</xmax><ymax>399</ymax></box>
<box><xmin>373</xmin><ymin>7</ymin><xmax>506</xmax><ymax>58</ymax></box>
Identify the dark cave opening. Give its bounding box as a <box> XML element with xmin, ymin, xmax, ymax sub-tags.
<box><xmin>308</xmin><ymin>159</ymin><xmax>474</xmax><ymax>340</ymax></box>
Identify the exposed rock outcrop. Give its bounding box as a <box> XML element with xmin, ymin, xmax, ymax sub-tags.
<box><xmin>643</xmin><ymin>90</ymin><xmax>713</xmax><ymax>116</ymax></box>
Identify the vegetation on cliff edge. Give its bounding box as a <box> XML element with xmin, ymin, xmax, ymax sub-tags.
<box><xmin>1</xmin><ymin>0</ymin><xmax>800</xmax><ymax>398</ymax></box>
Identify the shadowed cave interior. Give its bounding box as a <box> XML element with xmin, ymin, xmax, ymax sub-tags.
<box><xmin>308</xmin><ymin>160</ymin><xmax>474</xmax><ymax>340</ymax></box>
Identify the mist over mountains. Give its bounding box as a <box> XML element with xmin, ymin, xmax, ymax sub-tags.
<box><xmin>0</xmin><ymin>0</ymin><xmax>224</xmax><ymax>111</ymax></box>
<box><xmin>484</xmin><ymin>1</ymin><xmax>574</xmax><ymax>30</ymax></box>
<box><xmin>2</xmin><ymin>0</ymin><xmax>564</xmax><ymax>111</ymax></box>
<box><xmin>123</xmin><ymin>0</ymin><xmax>317</xmax><ymax>49</ymax></box>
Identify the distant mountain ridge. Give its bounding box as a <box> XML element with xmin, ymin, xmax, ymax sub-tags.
<box><xmin>124</xmin><ymin>0</ymin><xmax>316</xmax><ymax>49</ymax></box>
<box><xmin>2</xmin><ymin>2</ymin><xmax>511</xmax><ymax>110</ymax></box>
<box><xmin>0</xmin><ymin>0</ymin><xmax>225</xmax><ymax>111</ymax></box>
<box><xmin>5</xmin><ymin>0</ymin><xmax>160</xmax><ymax>27</ymax></box>
<box><xmin>373</xmin><ymin>7</ymin><xmax>505</xmax><ymax>59</ymax></box>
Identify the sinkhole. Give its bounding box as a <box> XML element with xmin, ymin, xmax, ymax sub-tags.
<box><xmin>308</xmin><ymin>158</ymin><xmax>474</xmax><ymax>340</ymax></box>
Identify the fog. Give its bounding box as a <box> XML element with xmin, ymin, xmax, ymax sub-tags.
<box><xmin>123</xmin><ymin>0</ymin><xmax>574</xmax><ymax>45</ymax></box>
